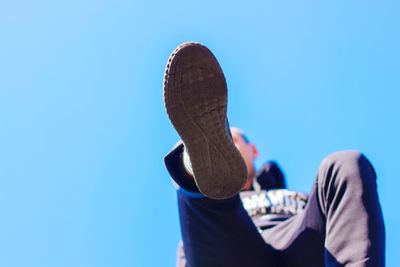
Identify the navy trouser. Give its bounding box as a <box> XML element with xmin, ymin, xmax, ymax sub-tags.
<box><xmin>165</xmin><ymin>143</ymin><xmax>385</xmax><ymax>267</ymax></box>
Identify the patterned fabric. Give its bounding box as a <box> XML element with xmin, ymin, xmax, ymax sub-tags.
<box><xmin>240</xmin><ymin>189</ymin><xmax>308</xmax><ymax>217</ymax></box>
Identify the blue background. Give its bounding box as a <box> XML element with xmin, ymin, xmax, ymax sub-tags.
<box><xmin>1</xmin><ymin>0</ymin><xmax>398</xmax><ymax>266</ymax></box>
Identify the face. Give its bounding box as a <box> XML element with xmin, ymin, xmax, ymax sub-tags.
<box><xmin>230</xmin><ymin>127</ymin><xmax>259</xmax><ymax>189</ymax></box>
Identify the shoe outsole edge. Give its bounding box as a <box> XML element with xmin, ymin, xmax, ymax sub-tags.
<box><xmin>163</xmin><ymin>42</ymin><xmax>248</xmax><ymax>199</ymax></box>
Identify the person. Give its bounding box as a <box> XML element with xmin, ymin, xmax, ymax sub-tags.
<box><xmin>163</xmin><ymin>42</ymin><xmax>385</xmax><ymax>267</ymax></box>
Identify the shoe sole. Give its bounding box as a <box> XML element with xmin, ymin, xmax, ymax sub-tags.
<box><xmin>163</xmin><ymin>42</ymin><xmax>247</xmax><ymax>199</ymax></box>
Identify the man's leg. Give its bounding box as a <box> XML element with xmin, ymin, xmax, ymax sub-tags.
<box><xmin>163</xmin><ymin>42</ymin><xmax>279</xmax><ymax>267</ymax></box>
<box><xmin>262</xmin><ymin>151</ymin><xmax>385</xmax><ymax>267</ymax></box>
<box><xmin>165</xmin><ymin>143</ymin><xmax>279</xmax><ymax>267</ymax></box>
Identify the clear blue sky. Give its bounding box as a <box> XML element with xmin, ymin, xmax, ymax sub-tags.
<box><xmin>0</xmin><ymin>0</ymin><xmax>399</xmax><ymax>266</ymax></box>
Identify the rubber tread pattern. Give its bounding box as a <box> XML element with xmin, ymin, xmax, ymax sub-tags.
<box><xmin>163</xmin><ymin>42</ymin><xmax>247</xmax><ymax>199</ymax></box>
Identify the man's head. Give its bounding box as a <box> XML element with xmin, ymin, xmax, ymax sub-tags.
<box><xmin>230</xmin><ymin>127</ymin><xmax>259</xmax><ymax>190</ymax></box>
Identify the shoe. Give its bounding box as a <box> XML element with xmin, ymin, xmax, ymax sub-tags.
<box><xmin>163</xmin><ymin>42</ymin><xmax>248</xmax><ymax>199</ymax></box>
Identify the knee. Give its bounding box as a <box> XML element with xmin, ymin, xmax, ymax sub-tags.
<box><xmin>320</xmin><ymin>150</ymin><xmax>363</xmax><ymax>169</ymax></box>
<box><xmin>318</xmin><ymin>150</ymin><xmax>376</xmax><ymax>186</ymax></box>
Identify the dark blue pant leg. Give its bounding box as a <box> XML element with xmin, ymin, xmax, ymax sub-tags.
<box><xmin>165</xmin><ymin>142</ymin><xmax>279</xmax><ymax>267</ymax></box>
<box><xmin>177</xmin><ymin>193</ymin><xmax>278</xmax><ymax>267</ymax></box>
<box><xmin>262</xmin><ymin>151</ymin><xmax>385</xmax><ymax>267</ymax></box>
<box><xmin>318</xmin><ymin>151</ymin><xmax>385</xmax><ymax>266</ymax></box>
